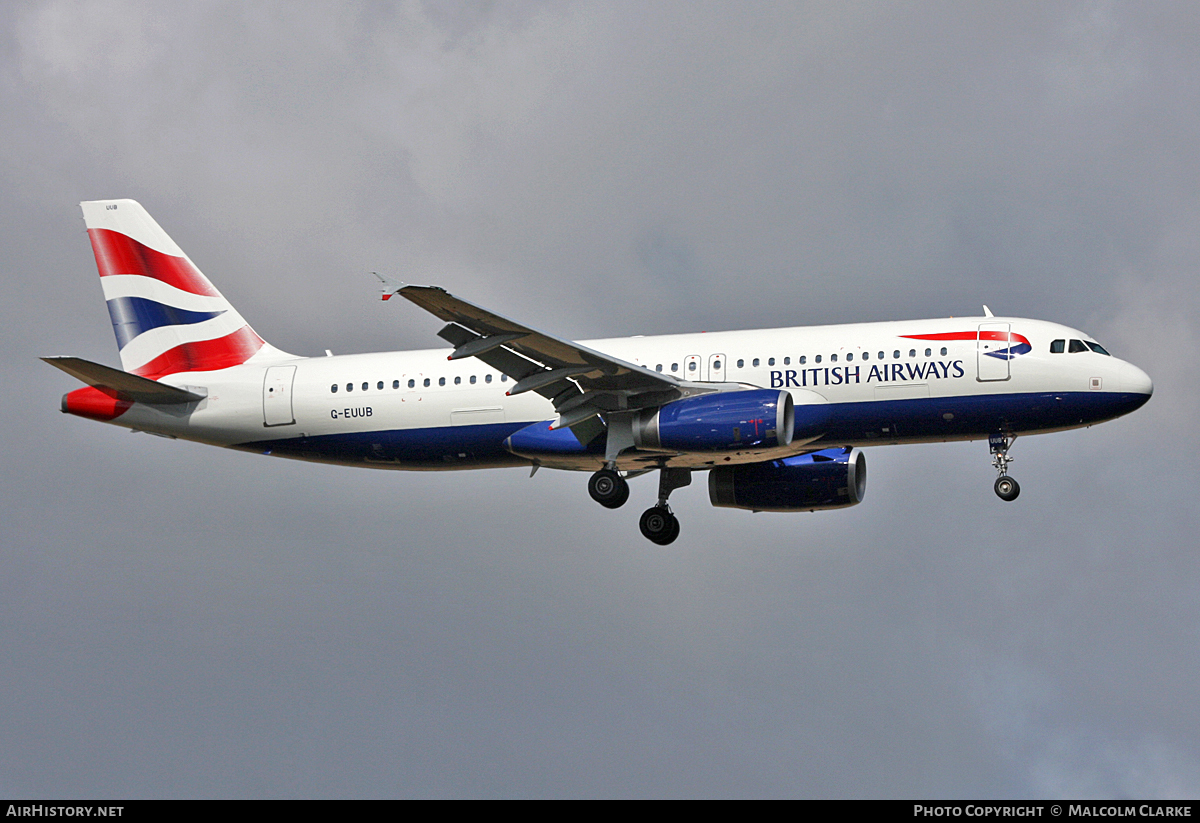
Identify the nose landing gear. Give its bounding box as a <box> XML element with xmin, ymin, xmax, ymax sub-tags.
<box><xmin>989</xmin><ymin>433</ymin><xmax>1020</xmax><ymax>501</ymax></box>
<box><xmin>994</xmin><ymin>474</ymin><xmax>1020</xmax><ymax>501</ymax></box>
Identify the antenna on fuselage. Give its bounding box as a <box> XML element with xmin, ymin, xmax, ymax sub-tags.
<box><xmin>983</xmin><ymin>305</ymin><xmax>995</xmax><ymax>317</ymax></box>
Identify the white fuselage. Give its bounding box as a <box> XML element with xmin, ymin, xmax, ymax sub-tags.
<box><xmin>97</xmin><ymin>315</ymin><xmax>1153</xmax><ymax>473</ymax></box>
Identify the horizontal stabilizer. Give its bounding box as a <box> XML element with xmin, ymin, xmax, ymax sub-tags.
<box><xmin>41</xmin><ymin>356</ymin><xmax>205</xmax><ymax>404</ymax></box>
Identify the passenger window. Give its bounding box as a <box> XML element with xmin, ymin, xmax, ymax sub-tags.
<box><xmin>501</xmin><ymin>375</ymin><xmax>508</xmax><ymax>382</ymax></box>
<box><xmin>713</xmin><ymin>360</ymin><xmax>722</xmax><ymax>370</ymax></box>
<box><xmin>423</xmin><ymin>378</ymin><xmax>430</xmax><ymax>387</ymax></box>
<box><xmin>392</xmin><ymin>380</ymin><xmax>399</xmax><ymax>389</ymax></box>
<box><xmin>815</xmin><ymin>355</ymin><xmax>822</xmax><ymax>364</ymax></box>
<box><xmin>439</xmin><ymin>377</ymin><xmax>446</xmax><ymax>386</ymax></box>
<box><xmin>846</xmin><ymin>353</ymin><xmax>853</xmax><ymax>361</ymax></box>
<box><xmin>830</xmin><ymin>354</ymin><xmax>837</xmax><ymax>362</ymax></box>
<box><xmin>362</xmin><ymin>382</ymin><xmax>368</xmax><ymax>391</ymax></box>
<box><xmin>1050</xmin><ymin>339</ymin><xmax>1065</xmax><ymax>353</ymax></box>
<box><xmin>454</xmin><ymin>376</ymin><xmax>461</xmax><ymax>385</ymax></box>
<box><xmin>767</xmin><ymin>358</ymin><xmax>775</xmax><ymax>366</ymax></box>
<box><xmin>377</xmin><ymin>381</ymin><xmax>384</xmax><ymax>390</ymax></box>
<box><xmin>783</xmin><ymin>357</ymin><xmax>790</xmax><ymax>365</ymax></box>
<box><xmin>925</xmin><ymin>348</ymin><xmax>931</xmax><ymax>357</ymax></box>
<box><xmin>470</xmin><ymin>375</ymin><xmax>477</xmax><ymax>384</ymax></box>
<box><xmin>331</xmin><ymin>384</ymin><xmax>338</xmax><ymax>393</ymax></box>
<box><xmin>656</xmin><ymin>364</ymin><xmax>663</xmax><ymax>372</ymax></box>
<box><xmin>737</xmin><ymin>359</ymin><xmax>744</xmax><ymax>368</ymax></box>
<box><xmin>878</xmin><ymin>351</ymin><xmax>885</xmax><ymax>360</ymax></box>
<box><xmin>909</xmin><ymin>349</ymin><xmax>916</xmax><ymax>358</ymax></box>
<box><xmin>940</xmin><ymin>347</ymin><xmax>947</xmax><ymax>356</ymax></box>
<box><xmin>752</xmin><ymin>358</ymin><xmax>760</xmax><ymax>367</ymax></box>
<box><xmin>346</xmin><ymin>383</ymin><xmax>353</xmax><ymax>392</ymax></box>
<box><xmin>799</xmin><ymin>356</ymin><xmax>806</xmax><ymax>365</ymax></box>
<box><xmin>671</xmin><ymin>363</ymin><xmax>679</xmax><ymax>372</ymax></box>
<box><xmin>1085</xmin><ymin>341</ymin><xmax>1111</xmax><ymax>356</ymax></box>
<box><xmin>1069</xmin><ymin>339</ymin><xmax>1087</xmax><ymax>353</ymax></box>
<box><xmin>408</xmin><ymin>379</ymin><xmax>415</xmax><ymax>388</ymax></box>
<box><xmin>485</xmin><ymin>374</ymin><xmax>492</xmax><ymax>383</ymax></box>
<box><xmin>893</xmin><ymin>351</ymin><xmax>900</xmax><ymax>359</ymax></box>
<box><xmin>688</xmin><ymin>361</ymin><xmax>697</xmax><ymax>371</ymax></box>
<box><xmin>863</xmin><ymin>351</ymin><xmax>869</xmax><ymax>360</ymax></box>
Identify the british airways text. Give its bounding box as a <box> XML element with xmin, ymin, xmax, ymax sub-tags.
<box><xmin>770</xmin><ymin>360</ymin><xmax>965</xmax><ymax>388</ymax></box>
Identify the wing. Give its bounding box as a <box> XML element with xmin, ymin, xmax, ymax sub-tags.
<box><xmin>379</xmin><ymin>279</ymin><xmax>701</xmax><ymax>429</ymax></box>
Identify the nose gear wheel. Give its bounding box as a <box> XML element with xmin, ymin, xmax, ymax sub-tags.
<box><xmin>989</xmin><ymin>434</ymin><xmax>1020</xmax><ymax>502</ymax></box>
<box><xmin>994</xmin><ymin>475</ymin><xmax>1020</xmax><ymax>501</ymax></box>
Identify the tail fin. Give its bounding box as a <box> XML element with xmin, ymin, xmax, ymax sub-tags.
<box><xmin>81</xmin><ymin>199</ymin><xmax>290</xmax><ymax>379</ymax></box>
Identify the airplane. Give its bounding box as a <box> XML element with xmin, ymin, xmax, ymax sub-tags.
<box><xmin>45</xmin><ymin>199</ymin><xmax>1154</xmax><ymax>545</ymax></box>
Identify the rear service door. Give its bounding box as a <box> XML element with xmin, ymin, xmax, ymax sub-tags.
<box><xmin>263</xmin><ymin>365</ymin><xmax>297</xmax><ymax>426</ymax></box>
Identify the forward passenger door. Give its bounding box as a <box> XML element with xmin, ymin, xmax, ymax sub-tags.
<box><xmin>977</xmin><ymin>323</ymin><xmax>1011</xmax><ymax>382</ymax></box>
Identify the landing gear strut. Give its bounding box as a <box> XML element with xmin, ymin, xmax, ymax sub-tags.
<box><xmin>639</xmin><ymin>468</ymin><xmax>691</xmax><ymax>545</ymax></box>
<box><xmin>588</xmin><ymin>466</ymin><xmax>629</xmax><ymax>509</ymax></box>
<box><xmin>989</xmin><ymin>433</ymin><xmax>1020</xmax><ymax>502</ymax></box>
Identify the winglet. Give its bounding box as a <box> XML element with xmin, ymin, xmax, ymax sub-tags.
<box><xmin>373</xmin><ymin>272</ymin><xmax>406</xmax><ymax>301</ymax></box>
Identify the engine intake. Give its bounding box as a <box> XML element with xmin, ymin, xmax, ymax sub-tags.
<box><xmin>633</xmin><ymin>389</ymin><xmax>794</xmax><ymax>452</ymax></box>
<box><xmin>708</xmin><ymin>447</ymin><xmax>867</xmax><ymax>511</ymax></box>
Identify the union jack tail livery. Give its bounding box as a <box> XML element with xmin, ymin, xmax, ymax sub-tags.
<box><xmin>81</xmin><ymin>199</ymin><xmax>289</xmax><ymax>378</ymax></box>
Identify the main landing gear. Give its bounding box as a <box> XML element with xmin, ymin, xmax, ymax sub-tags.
<box><xmin>639</xmin><ymin>468</ymin><xmax>690</xmax><ymax>546</ymax></box>
<box><xmin>588</xmin><ymin>465</ymin><xmax>690</xmax><ymax>545</ymax></box>
<box><xmin>588</xmin><ymin>466</ymin><xmax>629</xmax><ymax>509</ymax></box>
<box><xmin>639</xmin><ymin>506</ymin><xmax>679</xmax><ymax>545</ymax></box>
<box><xmin>989</xmin><ymin>433</ymin><xmax>1020</xmax><ymax>502</ymax></box>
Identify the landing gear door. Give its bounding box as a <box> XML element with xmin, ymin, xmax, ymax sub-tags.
<box><xmin>977</xmin><ymin>323</ymin><xmax>1011</xmax><ymax>382</ymax></box>
<box><xmin>707</xmin><ymin>353</ymin><xmax>726</xmax><ymax>383</ymax></box>
<box><xmin>263</xmin><ymin>365</ymin><xmax>297</xmax><ymax>426</ymax></box>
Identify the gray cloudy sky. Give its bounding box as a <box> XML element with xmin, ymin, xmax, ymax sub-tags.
<box><xmin>3</xmin><ymin>0</ymin><xmax>1199</xmax><ymax>798</ymax></box>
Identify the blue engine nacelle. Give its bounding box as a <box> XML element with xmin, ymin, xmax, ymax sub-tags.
<box><xmin>632</xmin><ymin>389</ymin><xmax>795</xmax><ymax>452</ymax></box>
<box><xmin>708</xmin><ymin>447</ymin><xmax>867</xmax><ymax>511</ymax></box>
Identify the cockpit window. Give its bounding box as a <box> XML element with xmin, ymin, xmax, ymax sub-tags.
<box><xmin>1085</xmin><ymin>341</ymin><xmax>1111</xmax><ymax>356</ymax></box>
<box><xmin>1050</xmin><ymin>339</ymin><xmax>1065</xmax><ymax>354</ymax></box>
<box><xmin>1068</xmin><ymin>339</ymin><xmax>1088</xmax><ymax>353</ymax></box>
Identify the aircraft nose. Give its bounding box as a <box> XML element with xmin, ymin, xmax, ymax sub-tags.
<box><xmin>1120</xmin><ymin>361</ymin><xmax>1154</xmax><ymax>397</ymax></box>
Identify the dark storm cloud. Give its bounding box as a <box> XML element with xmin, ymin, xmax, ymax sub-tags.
<box><xmin>2</xmin><ymin>0</ymin><xmax>1198</xmax><ymax>797</ymax></box>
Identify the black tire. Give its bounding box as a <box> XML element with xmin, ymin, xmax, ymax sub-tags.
<box><xmin>994</xmin><ymin>475</ymin><xmax>1021</xmax><ymax>502</ymax></box>
<box><xmin>639</xmin><ymin>506</ymin><xmax>679</xmax><ymax>545</ymax></box>
<box><xmin>610</xmin><ymin>480</ymin><xmax>630</xmax><ymax>509</ymax></box>
<box><xmin>662</xmin><ymin>513</ymin><xmax>680</xmax><ymax>545</ymax></box>
<box><xmin>589</xmin><ymin>469</ymin><xmax>629</xmax><ymax>509</ymax></box>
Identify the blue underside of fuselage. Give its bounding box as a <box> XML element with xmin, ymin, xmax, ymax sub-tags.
<box><xmin>232</xmin><ymin>391</ymin><xmax>1150</xmax><ymax>469</ymax></box>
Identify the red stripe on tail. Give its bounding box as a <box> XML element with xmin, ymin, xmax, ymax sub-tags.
<box><xmin>88</xmin><ymin>228</ymin><xmax>219</xmax><ymax>297</ymax></box>
<box><xmin>132</xmin><ymin>326</ymin><xmax>265</xmax><ymax>379</ymax></box>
